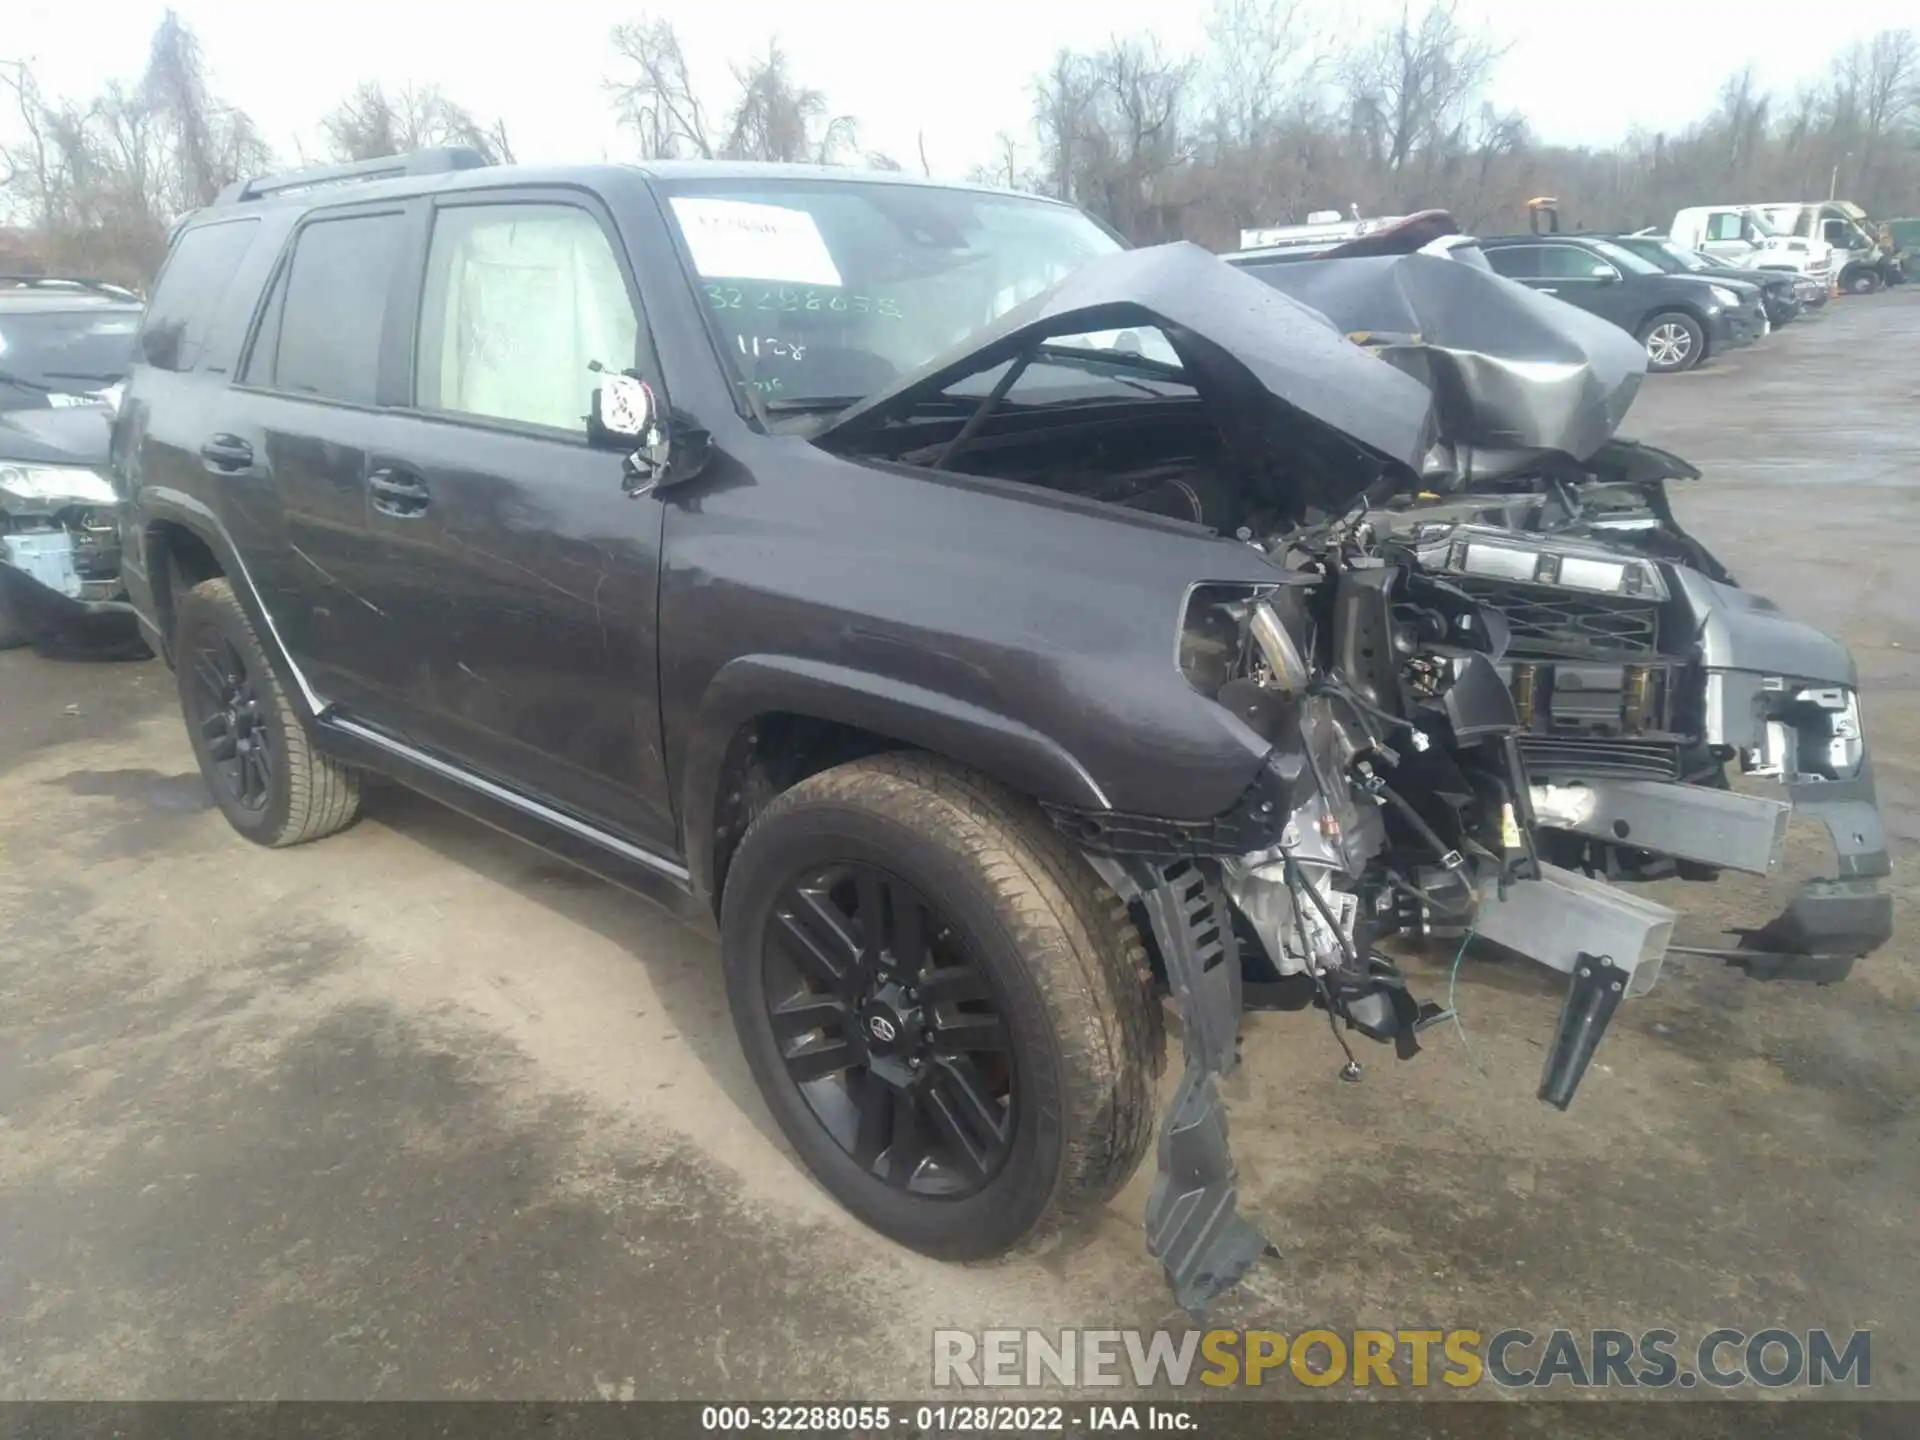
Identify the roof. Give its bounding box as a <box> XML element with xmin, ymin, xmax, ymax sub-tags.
<box><xmin>193</xmin><ymin>148</ymin><xmax>1068</xmax><ymax>225</ymax></box>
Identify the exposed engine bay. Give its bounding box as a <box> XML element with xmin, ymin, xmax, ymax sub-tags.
<box><xmin>811</xmin><ymin>239</ymin><xmax>1890</xmax><ymax>1309</ymax></box>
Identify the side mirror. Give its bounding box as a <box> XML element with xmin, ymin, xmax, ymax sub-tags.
<box><xmin>1590</xmin><ymin>264</ymin><xmax>1619</xmax><ymax>282</ymax></box>
<box><xmin>590</xmin><ymin>372</ymin><xmax>655</xmax><ymax>442</ymax></box>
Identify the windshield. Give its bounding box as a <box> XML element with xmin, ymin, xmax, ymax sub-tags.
<box><xmin>0</xmin><ymin>307</ymin><xmax>140</xmax><ymax>407</ymax></box>
<box><xmin>658</xmin><ymin>178</ymin><xmax>1127</xmax><ymax>405</ymax></box>
<box><xmin>1653</xmin><ymin>241</ymin><xmax>1711</xmax><ymax>272</ymax></box>
<box><xmin>1586</xmin><ymin>239</ymin><xmax>1662</xmax><ymax>276</ymax></box>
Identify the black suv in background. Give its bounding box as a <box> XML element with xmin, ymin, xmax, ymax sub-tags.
<box><xmin>0</xmin><ymin>277</ymin><xmax>143</xmax><ymax>649</ymax></box>
<box><xmin>1478</xmin><ymin>234</ymin><xmax>1763</xmax><ymax>373</ymax></box>
<box><xmin>1604</xmin><ymin>234</ymin><xmax>1804</xmax><ymax>327</ymax></box>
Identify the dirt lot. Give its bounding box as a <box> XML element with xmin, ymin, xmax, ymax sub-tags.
<box><xmin>2</xmin><ymin>290</ymin><xmax>1915</xmax><ymax>1402</ymax></box>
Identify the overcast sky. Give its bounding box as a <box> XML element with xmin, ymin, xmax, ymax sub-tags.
<box><xmin>9</xmin><ymin>0</ymin><xmax>1918</xmax><ymax>184</ymax></box>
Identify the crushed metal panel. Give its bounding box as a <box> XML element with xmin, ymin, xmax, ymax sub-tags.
<box><xmin>1238</xmin><ymin>251</ymin><xmax>1648</xmax><ymax>470</ymax></box>
<box><xmin>813</xmin><ymin>242</ymin><xmax>1442</xmax><ymax>487</ymax></box>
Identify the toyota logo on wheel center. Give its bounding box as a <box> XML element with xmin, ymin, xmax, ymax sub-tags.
<box><xmin>867</xmin><ymin>1015</ymin><xmax>898</xmax><ymax>1043</ymax></box>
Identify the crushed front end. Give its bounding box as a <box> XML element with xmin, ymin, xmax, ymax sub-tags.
<box><xmin>1048</xmin><ymin>544</ymin><xmax>1680</xmax><ymax>1312</ymax></box>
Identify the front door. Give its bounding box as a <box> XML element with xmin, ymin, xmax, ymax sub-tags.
<box><xmin>1527</xmin><ymin>244</ymin><xmax>1637</xmax><ymax>329</ymax></box>
<box><xmin>351</xmin><ymin>191</ymin><xmax>676</xmax><ymax>852</ymax></box>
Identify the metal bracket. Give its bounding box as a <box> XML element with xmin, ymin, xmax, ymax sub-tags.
<box><xmin>1538</xmin><ymin>952</ymin><xmax>1628</xmax><ymax>1110</ymax></box>
<box><xmin>1117</xmin><ymin>857</ymin><xmax>1269</xmax><ymax>1314</ymax></box>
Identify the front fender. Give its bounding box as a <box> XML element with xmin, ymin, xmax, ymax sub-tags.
<box><xmin>676</xmin><ymin>652</ymin><xmax>1113</xmax><ymax>904</ymax></box>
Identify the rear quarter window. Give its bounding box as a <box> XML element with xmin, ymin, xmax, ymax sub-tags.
<box><xmin>139</xmin><ymin>219</ymin><xmax>262</xmax><ymax>372</ymax></box>
<box><xmin>245</xmin><ymin>211</ymin><xmax>406</xmax><ymax>406</ymax></box>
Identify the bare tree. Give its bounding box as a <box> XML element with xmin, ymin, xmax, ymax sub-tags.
<box><xmin>723</xmin><ymin>40</ymin><xmax>856</xmax><ymax>163</ymax></box>
<box><xmin>1341</xmin><ymin>1</ymin><xmax>1507</xmax><ymax>180</ymax></box>
<box><xmin>608</xmin><ymin>17</ymin><xmax>717</xmax><ymax>158</ymax></box>
<box><xmin>321</xmin><ymin>81</ymin><xmax>514</xmax><ymax>164</ymax></box>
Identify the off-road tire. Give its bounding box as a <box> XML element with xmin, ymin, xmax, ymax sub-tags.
<box><xmin>1640</xmin><ymin>311</ymin><xmax>1706</xmax><ymax>373</ymax></box>
<box><xmin>176</xmin><ymin>576</ymin><xmax>360</xmax><ymax>847</ymax></box>
<box><xmin>720</xmin><ymin>753</ymin><xmax>1162</xmax><ymax>1260</ymax></box>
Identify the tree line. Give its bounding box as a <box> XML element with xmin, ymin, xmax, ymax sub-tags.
<box><xmin>4</xmin><ymin>3</ymin><xmax>1918</xmax><ymax>287</ymax></box>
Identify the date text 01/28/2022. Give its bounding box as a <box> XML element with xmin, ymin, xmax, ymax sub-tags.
<box><xmin>699</xmin><ymin>1405</ymin><xmax>1194</xmax><ymax>1433</ymax></box>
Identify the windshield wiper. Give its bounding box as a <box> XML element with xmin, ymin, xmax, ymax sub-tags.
<box><xmin>762</xmin><ymin>395</ymin><xmax>867</xmax><ymax>414</ymax></box>
<box><xmin>40</xmin><ymin>369</ymin><xmax>125</xmax><ymax>384</ymax></box>
<box><xmin>0</xmin><ymin>369</ymin><xmax>55</xmax><ymax>394</ymax></box>
<box><xmin>1036</xmin><ymin>343</ymin><xmax>1187</xmax><ymax>384</ymax></box>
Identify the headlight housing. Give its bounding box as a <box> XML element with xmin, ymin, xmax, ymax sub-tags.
<box><xmin>1710</xmin><ymin>284</ymin><xmax>1744</xmax><ymax>308</ymax></box>
<box><xmin>1424</xmin><ymin>530</ymin><xmax>1669</xmax><ymax>600</ymax></box>
<box><xmin>1178</xmin><ymin>583</ymin><xmax>1311</xmax><ymax>699</ymax></box>
<box><xmin>0</xmin><ymin>463</ymin><xmax>117</xmax><ymax>511</ymax></box>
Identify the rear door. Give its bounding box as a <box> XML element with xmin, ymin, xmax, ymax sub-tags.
<box><xmin>220</xmin><ymin>201</ymin><xmax>422</xmax><ymax>714</ymax></box>
<box><xmin>338</xmin><ymin>187</ymin><xmax>677</xmax><ymax>850</ymax></box>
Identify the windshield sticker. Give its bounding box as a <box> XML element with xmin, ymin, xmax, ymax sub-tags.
<box><xmin>670</xmin><ymin>198</ymin><xmax>843</xmax><ymax>287</ymax></box>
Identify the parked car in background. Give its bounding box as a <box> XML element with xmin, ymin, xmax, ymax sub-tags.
<box><xmin>1608</xmin><ymin>234</ymin><xmax>1803</xmax><ymax>327</ymax></box>
<box><xmin>1753</xmin><ymin>201</ymin><xmax>1891</xmax><ymax>294</ymax></box>
<box><xmin>0</xmin><ymin>277</ymin><xmax>143</xmax><ymax>650</ymax></box>
<box><xmin>1669</xmin><ymin>205</ymin><xmax>1835</xmax><ymax>296</ymax></box>
<box><xmin>1477</xmin><ymin>233</ymin><xmax>1761</xmax><ymax>373</ymax></box>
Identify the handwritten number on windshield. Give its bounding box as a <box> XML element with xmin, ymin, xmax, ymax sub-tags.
<box><xmin>704</xmin><ymin>283</ymin><xmax>901</xmax><ymax>320</ymax></box>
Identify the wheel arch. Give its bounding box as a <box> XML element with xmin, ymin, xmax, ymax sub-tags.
<box><xmin>678</xmin><ymin>655</ymin><xmax>1112</xmax><ymax>913</ymax></box>
<box><xmin>136</xmin><ymin>492</ymin><xmax>318</xmax><ymax>718</ymax></box>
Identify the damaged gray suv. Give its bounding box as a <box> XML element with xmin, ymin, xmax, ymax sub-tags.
<box><xmin>111</xmin><ymin>154</ymin><xmax>1891</xmax><ymax>1310</ymax></box>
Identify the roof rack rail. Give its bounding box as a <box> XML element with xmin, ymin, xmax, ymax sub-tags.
<box><xmin>0</xmin><ymin>274</ymin><xmax>143</xmax><ymax>301</ymax></box>
<box><xmin>214</xmin><ymin>146</ymin><xmax>493</xmax><ymax>206</ymax></box>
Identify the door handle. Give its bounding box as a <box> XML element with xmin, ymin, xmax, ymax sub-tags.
<box><xmin>367</xmin><ymin>467</ymin><xmax>430</xmax><ymax>518</ymax></box>
<box><xmin>199</xmin><ymin>434</ymin><xmax>254</xmax><ymax>471</ymax></box>
<box><xmin>1538</xmin><ymin>287</ymin><xmax>1558</xmax><ymax>294</ymax></box>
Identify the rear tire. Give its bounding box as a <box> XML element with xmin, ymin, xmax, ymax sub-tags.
<box><xmin>1640</xmin><ymin>311</ymin><xmax>1705</xmax><ymax>373</ymax></box>
<box><xmin>175</xmin><ymin>576</ymin><xmax>360</xmax><ymax>847</ymax></box>
<box><xmin>720</xmin><ymin>753</ymin><xmax>1160</xmax><ymax>1261</ymax></box>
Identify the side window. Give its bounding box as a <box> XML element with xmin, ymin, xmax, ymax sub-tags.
<box><xmin>1821</xmin><ymin>218</ymin><xmax>1848</xmax><ymax>246</ymax></box>
<box><xmin>414</xmin><ymin>203</ymin><xmax>640</xmax><ymax>432</ymax></box>
<box><xmin>253</xmin><ymin>212</ymin><xmax>405</xmax><ymax>405</ymax></box>
<box><xmin>1534</xmin><ymin>245</ymin><xmax>1610</xmax><ymax>279</ymax></box>
<box><xmin>1705</xmin><ymin>212</ymin><xmax>1744</xmax><ymax>242</ymax></box>
<box><xmin>140</xmin><ymin>219</ymin><xmax>261</xmax><ymax>372</ymax></box>
<box><xmin>1484</xmin><ymin>247</ymin><xmax>1538</xmax><ymax>279</ymax></box>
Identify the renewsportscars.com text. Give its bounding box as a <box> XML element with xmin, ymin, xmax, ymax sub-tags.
<box><xmin>932</xmin><ymin>1327</ymin><xmax>1872</xmax><ymax>1391</ymax></box>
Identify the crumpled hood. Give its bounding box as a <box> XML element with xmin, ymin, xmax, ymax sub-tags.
<box><xmin>1241</xmin><ymin>252</ymin><xmax>1649</xmax><ymax>482</ymax></box>
<box><xmin>0</xmin><ymin>400</ymin><xmax>112</xmax><ymax>468</ymax></box>
<box><xmin>816</xmin><ymin>242</ymin><xmax>1441</xmax><ymax>484</ymax></box>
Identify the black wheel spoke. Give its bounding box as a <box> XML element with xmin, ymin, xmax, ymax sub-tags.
<box><xmin>855</xmin><ymin>870</ymin><xmax>886</xmax><ymax>975</ymax></box>
<box><xmin>769</xmin><ymin>994</ymin><xmax>846</xmax><ymax>1041</ymax></box>
<box><xmin>761</xmin><ymin>860</ymin><xmax>1013</xmax><ymax>1200</ymax></box>
<box><xmin>241</xmin><ymin>746</ymin><xmax>270</xmax><ymax>805</ymax></box>
<box><xmin>927</xmin><ymin>1057</ymin><xmax>1009</xmax><ymax>1175</ymax></box>
<box><xmin>192</xmin><ymin>650</ymin><xmax>229</xmax><ymax>701</ymax></box>
<box><xmin>929</xmin><ymin>1012</ymin><xmax>1008</xmax><ymax>1053</ymax></box>
<box><xmin>783</xmin><ymin>1037</ymin><xmax>859</xmax><ymax>1084</ymax></box>
<box><xmin>208</xmin><ymin>734</ymin><xmax>238</xmax><ymax>762</ymax></box>
<box><xmin>851</xmin><ymin>1071</ymin><xmax>893</xmax><ymax>1169</ymax></box>
<box><xmin>920</xmin><ymin>966</ymin><xmax>990</xmax><ymax>1004</ymax></box>
<box><xmin>890</xmin><ymin>890</ymin><xmax>928</xmax><ymax>981</ymax></box>
<box><xmin>774</xmin><ymin>887</ymin><xmax>862</xmax><ymax>994</ymax></box>
<box><xmin>199</xmin><ymin>713</ymin><xmax>229</xmax><ymax>741</ymax></box>
<box><xmin>885</xmin><ymin>1086</ymin><xmax>926</xmax><ymax>1189</ymax></box>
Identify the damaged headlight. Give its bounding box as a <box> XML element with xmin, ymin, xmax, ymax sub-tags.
<box><xmin>1744</xmin><ymin>685</ymin><xmax>1866</xmax><ymax>781</ymax></box>
<box><xmin>0</xmin><ymin>463</ymin><xmax>116</xmax><ymax>511</ymax></box>
<box><xmin>1178</xmin><ymin>583</ymin><xmax>1311</xmax><ymax>699</ymax></box>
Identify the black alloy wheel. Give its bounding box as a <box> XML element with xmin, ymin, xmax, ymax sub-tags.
<box><xmin>173</xmin><ymin>576</ymin><xmax>360</xmax><ymax>847</ymax></box>
<box><xmin>763</xmin><ymin>862</ymin><xmax>1015</xmax><ymax>1197</ymax></box>
<box><xmin>719</xmin><ymin>754</ymin><xmax>1161</xmax><ymax>1260</ymax></box>
<box><xmin>185</xmin><ymin>633</ymin><xmax>274</xmax><ymax>812</ymax></box>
